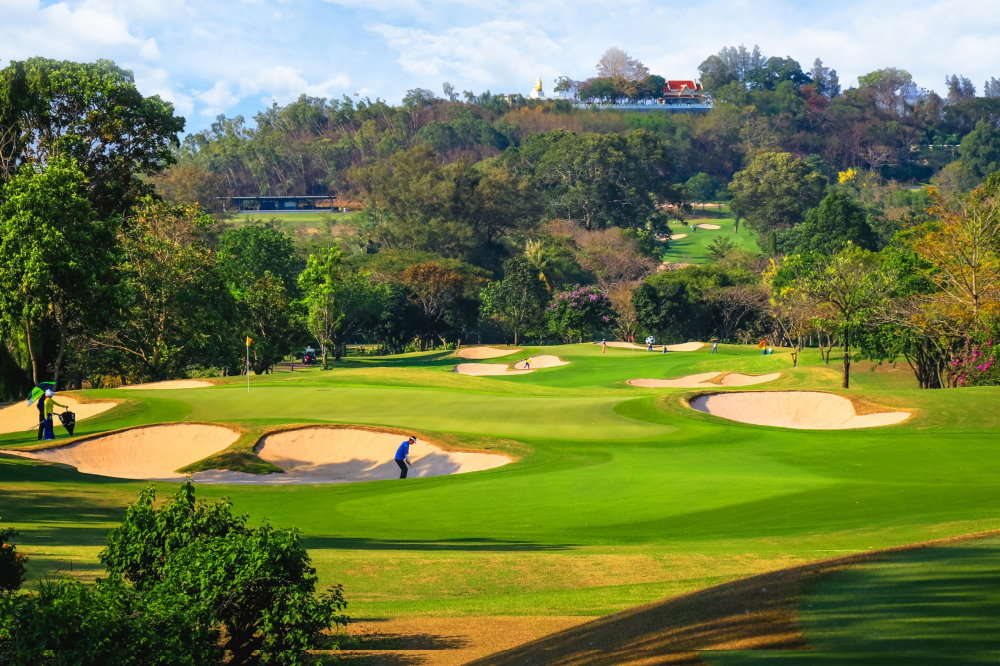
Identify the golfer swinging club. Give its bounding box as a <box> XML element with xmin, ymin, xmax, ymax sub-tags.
<box><xmin>394</xmin><ymin>436</ymin><xmax>416</xmax><ymax>479</ymax></box>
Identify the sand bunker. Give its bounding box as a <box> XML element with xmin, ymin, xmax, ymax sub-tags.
<box><xmin>696</xmin><ymin>223</ymin><xmax>722</xmax><ymax>230</ymax></box>
<box><xmin>689</xmin><ymin>391</ymin><xmax>910</xmax><ymax>429</ymax></box>
<box><xmin>0</xmin><ymin>424</ymin><xmax>238</xmax><ymax>479</ymax></box>
<box><xmin>0</xmin><ymin>395</ymin><xmax>118</xmax><ymax>435</ymax></box>
<box><xmin>192</xmin><ymin>427</ymin><xmax>510</xmax><ymax>484</ymax></box>
<box><xmin>455</xmin><ymin>355</ymin><xmax>568</xmax><ymax>375</ymax></box>
<box><xmin>513</xmin><ymin>355</ymin><xmax>569</xmax><ymax>370</ymax></box>
<box><xmin>670</xmin><ymin>233</ymin><xmax>688</xmax><ymax>240</ymax></box>
<box><xmin>603</xmin><ymin>341</ymin><xmax>704</xmax><ymax>352</ymax></box>
<box><xmin>658</xmin><ymin>262</ymin><xmax>695</xmax><ymax>272</ymax></box>
<box><xmin>628</xmin><ymin>372</ymin><xmax>780</xmax><ymax>389</ymax></box>
<box><xmin>455</xmin><ymin>346</ymin><xmax>521</xmax><ymax>360</ymax></box>
<box><xmin>119</xmin><ymin>379</ymin><xmax>213</xmax><ymax>390</ymax></box>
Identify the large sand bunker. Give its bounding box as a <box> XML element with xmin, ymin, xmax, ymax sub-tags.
<box><xmin>455</xmin><ymin>346</ymin><xmax>521</xmax><ymax>360</ymax></box>
<box><xmin>696</xmin><ymin>223</ymin><xmax>722</xmax><ymax>230</ymax></box>
<box><xmin>670</xmin><ymin>233</ymin><xmax>688</xmax><ymax>240</ymax></box>
<box><xmin>689</xmin><ymin>391</ymin><xmax>910</xmax><ymax>429</ymax></box>
<box><xmin>513</xmin><ymin>355</ymin><xmax>569</xmax><ymax>370</ymax></box>
<box><xmin>455</xmin><ymin>355</ymin><xmax>568</xmax><ymax>375</ymax></box>
<box><xmin>0</xmin><ymin>395</ymin><xmax>118</xmax><ymax>435</ymax></box>
<box><xmin>120</xmin><ymin>379</ymin><xmax>213</xmax><ymax>390</ymax></box>
<box><xmin>603</xmin><ymin>341</ymin><xmax>705</xmax><ymax>352</ymax></box>
<box><xmin>192</xmin><ymin>427</ymin><xmax>510</xmax><ymax>484</ymax></box>
<box><xmin>0</xmin><ymin>424</ymin><xmax>238</xmax><ymax>479</ymax></box>
<box><xmin>629</xmin><ymin>372</ymin><xmax>780</xmax><ymax>388</ymax></box>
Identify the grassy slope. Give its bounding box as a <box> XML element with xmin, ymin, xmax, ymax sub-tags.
<box><xmin>662</xmin><ymin>210</ymin><xmax>760</xmax><ymax>265</ymax></box>
<box><xmin>222</xmin><ymin>210</ymin><xmax>359</xmax><ymax>248</ymax></box>
<box><xmin>1</xmin><ymin>344</ymin><xmax>999</xmax><ymax>630</ymax></box>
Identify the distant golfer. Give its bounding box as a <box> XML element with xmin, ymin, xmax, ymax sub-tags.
<box><xmin>523</xmin><ymin>358</ymin><xmax>531</xmax><ymax>369</ymax></box>
<box><xmin>394</xmin><ymin>436</ymin><xmax>416</xmax><ymax>479</ymax></box>
<box><xmin>645</xmin><ymin>335</ymin><xmax>655</xmax><ymax>351</ymax></box>
<box><xmin>42</xmin><ymin>389</ymin><xmax>68</xmax><ymax>440</ymax></box>
<box><xmin>36</xmin><ymin>391</ymin><xmax>46</xmax><ymax>440</ymax></box>
<box><xmin>601</xmin><ymin>339</ymin><xmax>607</xmax><ymax>354</ymax></box>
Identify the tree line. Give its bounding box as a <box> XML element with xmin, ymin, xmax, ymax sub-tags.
<box><xmin>1</xmin><ymin>52</ymin><xmax>998</xmax><ymax>398</ymax></box>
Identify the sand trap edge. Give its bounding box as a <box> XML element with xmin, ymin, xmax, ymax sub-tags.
<box><xmin>248</xmin><ymin>423</ymin><xmax>521</xmax><ymax>462</ymax></box>
<box><xmin>0</xmin><ymin>421</ymin><xmax>243</xmax><ymax>455</ymax></box>
<box><xmin>684</xmin><ymin>390</ymin><xmax>914</xmax><ymax>430</ymax></box>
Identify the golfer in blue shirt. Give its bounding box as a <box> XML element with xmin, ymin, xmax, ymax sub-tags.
<box><xmin>394</xmin><ymin>436</ymin><xmax>416</xmax><ymax>479</ymax></box>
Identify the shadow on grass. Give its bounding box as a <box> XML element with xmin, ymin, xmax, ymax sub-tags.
<box><xmin>471</xmin><ymin>535</ymin><xmax>1000</xmax><ymax>666</ymax></box>
<box><xmin>303</xmin><ymin>536</ymin><xmax>574</xmax><ymax>552</ymax></box>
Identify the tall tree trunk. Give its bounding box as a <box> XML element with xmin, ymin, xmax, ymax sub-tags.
<box><xmin>52</xmin><ymin>329</ymin><xmax>66</xmax><ymax>388</ymax></box>
<box><xmin>24</xmin><ymin>322</ymin><xmax>39</xmax><ymax>385</ymax></box>
<box><xmin>841</xmin><ymin>327</ymin><xmax>851</xmax><ymax>389</ymax></box>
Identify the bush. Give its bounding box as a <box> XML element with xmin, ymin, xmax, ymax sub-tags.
<box><xmin>546</xmin><ymin>286</ymin><xmax>616</xmax><ymax>343</ymax></box>
<box><xmin>0</xmin><ymin>524</ymin><xmax>26</xmax><ymax>593</ymax></box>
<box><xmin>0</xmin><ymin>484</ymin><xmax>347</xmax><ymax>665</ymax></box>
<box><xmin>100</xmin><ymin>483</ymin><xmax>348</xmax><ymax>664</ymax></box>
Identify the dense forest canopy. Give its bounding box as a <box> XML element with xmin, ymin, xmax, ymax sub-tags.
<box><xmin>1</xmin><ymin>47</ymin><xmax>999</xmax><ymax>398</ymax></box>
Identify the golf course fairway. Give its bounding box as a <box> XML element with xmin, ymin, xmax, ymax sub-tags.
<box><xmin>2</xmin><ymin>343</ymin><xmax>999</xmax><ymax>663</ymax></box>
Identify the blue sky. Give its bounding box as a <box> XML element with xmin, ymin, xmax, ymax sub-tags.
<box><xmin>2</xmin><ymin>0</ymin><xmax>999</xmax><ymax>135</ymax></box>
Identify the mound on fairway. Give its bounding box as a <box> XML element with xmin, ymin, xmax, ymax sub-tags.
<box><xmin>695</xmin><ymin>223</ymin><xmax>722</xmax><ymax>230</ymax></box>
<box><xmin>455</xmin><ymin>346</ymin><xmax>521</xmax><ymax>359</ymax></box>
<box><xmin>604</xmin><ymin>341</ymin><xmax>704</xmax><ymax>352</ymax></box>
<box><xmin>192</xmin><ymin>427</ymin><xmax>510</xmax><ymax>484</ymax></box>
<box><xmin>629</xmin><ymin>372</ymin><xmax>780</xmax><ymax>388</ymax></box>
<box><xmin>455</xmin><ymin>363</ymin><xmax>532</xmax><ymax>376</ymax></box>
<box><xmin>119</xmin><ymin>379</ymin><xmax>214</xmax><ymax>390</ymax></box>
<box><xmin>690</xmin><ymin>391</ymin><xmax>910</xmax><ymax>429</ymax></box>
<box><xmin>0</xmin><ymin>424</ymin><xmax>238</xmax><ymax>479</ymax></box>
<box><xmin>0</xmin><ymin>395</ymin><xmax>118</xmax><ymax>435</ymax></box>
<box><xmin>513</xmin><ymin>355</ymin><xmax>569</xmax><ymax>370</ymax></box>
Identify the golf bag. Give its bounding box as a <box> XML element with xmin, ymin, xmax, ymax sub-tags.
<box><xmin>58</xmin><ymin>411</ymin><xmax>76</xmax><ymax>436</ymax></box>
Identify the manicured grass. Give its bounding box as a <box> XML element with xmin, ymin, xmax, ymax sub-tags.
<box><xmin>662</xmin><ymin>212</ymin><xmax>760</xmax><ymax>264</ymax></box>
<box><xmin>2</xmin><ymin>342</ymin><xmax>999</xmax><ymax>660</ymax></box>
<box><xmin>708</xmin><ymin>535</ymin><xmax>1000</xmax><ymax>664</ymax></box>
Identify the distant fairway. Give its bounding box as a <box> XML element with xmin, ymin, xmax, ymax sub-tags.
<box><xmin>2</xmin><ymin>343</ymin><xmax>999</xmax><ymax>661</ymax></box>
<box><xmin>223</xmin><ymin>210</ymin><xmax>359</xmax><ymax>247</ymax></box>
<box><xmin>662</xmin><ymin>208</ymin><xmax>760</xmax><ymax>264</ymax></box>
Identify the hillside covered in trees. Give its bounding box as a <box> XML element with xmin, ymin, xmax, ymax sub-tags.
<box><xmin>1</xmin><ymin>47</ymin><xmax>999</xmax><ymax>399</ymax></box>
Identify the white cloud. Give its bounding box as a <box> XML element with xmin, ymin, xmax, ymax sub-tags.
<box><xmin>371</xmin><ymin>19</ymin><xmax>562</xmax><ymax>87</ymax></box>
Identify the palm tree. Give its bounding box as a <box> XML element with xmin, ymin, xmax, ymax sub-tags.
<box><xmin>523</xmin><ymin>239</ymin><xmax>555</xmax><ymax>292</ymax></box>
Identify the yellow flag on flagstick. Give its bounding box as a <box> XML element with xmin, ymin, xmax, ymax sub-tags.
<box><xmin>245</xmin><ymin>336</ymin><xmax>253</xmax><ymax>347</ymax></box>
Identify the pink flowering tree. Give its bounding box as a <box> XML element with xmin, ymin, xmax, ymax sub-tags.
<box><xmin>545</xmin><ymin>286</ymin><xmax>616</xmax><ymax>343</ymax></box>
<box><xmin>947</xmin><ymin>340</ymin><xmax>999</xmax><ymax>387</ymax></box>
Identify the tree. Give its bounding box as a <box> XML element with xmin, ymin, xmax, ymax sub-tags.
<box><xmin>685</xmin><ymin>172</ymin><xmax>721</xmax><ymax>202</ymax></box>
<box><xmin>98</xmin><ymin>483</ymin><xmax>347</xmax><ymax>665</ymax></box>
<box><xmin>857</xmin><ymin>68</ymin><xmax>918</xmax><ymax>116</ymax></box>
<box><xmin>779</xmin><ymin>190</ymin><xmax>879</xmax><ymax>255</ymax></box>
<box><xmin>0</xmin><ymin>58</ymin><xmax>184</xmax><ymax>218</ymax></box>
<box><xmin>777</xmin><ymin>245</ymin><xmax>888</xmax><ymax>388</ymax></box>
<box><xmin>728</xmin><ymin>151</ymin><xmax>828</xmax><ymax>236</ymax></box>
<box><xmin>480</xmin><ymin>257</ymin><xmax>547</xmax><ymax>345</ymax></box>
<box><xmin>546</xmin><ymin>286</ymin><xmax>616</xmax><ymax>343</ymax></box>
<box><xmin>959</xmin><ymin>120</ymin><xmax>1000</xmax><ymax>180</ymax></box>
<box><xmin>0</xmin><ymin>155</ymin><xmax>114</xmax><ymax>384</ymax></box>
<box><xmin>217</xmin><ymin>225</ymin><xmax>304</xmax><ymax>373</ymax></box>
<box><xmin>945</xmin><ymin>74</ymin><xmax>976</xmax><ymax>104</ymax></box>
<box><xmin>697</xmin><ymin>45</ymin><xmax>766</xmax><ymax>92</ymax></box>
<box><xmin>90</xmin><ymin>199</ymin><xmax>235</xmax><ymax>381</ymax></box>
<box><xmin>400</xmin><ymin>261</ymin><xmax>486</xmax><ymax>347</ymax></box>
<box><xmin>595</xmin><ymin>47</ymin><xmax>649</xmax><ymax>82</ymax></box>
<box><xmin>297</xmin><ymin>247</ymin><xmax>382</xmax><ymax>366</ymax></box>
<box><xmin>810</xmin><ymin>58</ymin><xmax>841</xmax><ymax>97</ymax></box>
<box><xmin>986</xmin><ymin>77</ymin><xmax>1000</xmax><ymax>98</ymax></box>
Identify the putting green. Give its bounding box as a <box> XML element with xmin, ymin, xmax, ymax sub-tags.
<box><xmin>1</xmin><ymin>343</ymin><xmax>998</xmax><ymax>660</ymax></box>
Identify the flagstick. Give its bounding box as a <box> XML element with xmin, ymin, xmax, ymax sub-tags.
<box><xmin>246</xmin><ymin>342</ymin><xmax>250</xmax><ymax>393</ymax></box>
